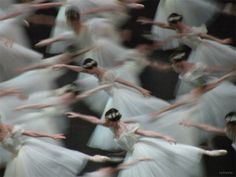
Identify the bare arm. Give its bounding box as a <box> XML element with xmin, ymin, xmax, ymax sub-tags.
<box><xmin>15</xmin><ymin>103</ymin><xmax>53</xmax><ymax>111</ymax></box>
<box><xmin>70</xmin><ymin>46</ymin><xmax>95</xmax><ymax>59</ymax></box>
<box><xmin>82</xmin><ymin>5</ymin><xmax>121</xmax><ymax>16</ymax></box>
<box><xmin>115</xmin><ymin>78</ymin><xmax>150</xmax><ymax>97</ymax></box>
<box><xmin>150</xmin><ymin>100</ymin><xmax>190</xmax><ymax>120</ymax></box>
<box><xmin>199</xmin><ymin>33</ymin><xmax>232</xmax><ymax>44</ymax></box>
<box><xmin>35</xmin><ymin>36</ymin><xmax>65</xmax><ymax>47</ymax></box>
<box><xmin>31</xmin><ymin>2</ymin><xmax>64</xmax><ymax>9</ymax></box>
<box><xmin>135</xmin><ymin>129</ymin><xmax>176</xmax><ymax>143</ymax></box>
<box><xmin>65</xmin><ymin>112</ymin><xmax>104</xmax><ymax>125</ymax></box>
<box><xmin>117</xmin><ymin>157</ymin><xmax>153</xmax><ymax>170</ymax></box>
<box><xmin>53</xmin><ymin>64</ymin><xmax>85</xmax><ymax>72</ymax></box>
<box><xmin>180</xmin><ymin>120</ymin><xmax>225</xmax><ymax>135</ymax></box>
<box><xmin>0</xmin><ymin>2</ymin><xmax>63</xmax><ymax>21</ymax></box>
<box><xmin>17</xmin><ymin>63</ymin><xmax>51</xmax><ymax>73</ymax></box>
<box><xmin>23</xmin><ymin>130</ymin><xmax>65</xmax><ymax>140</ymax></box>
<box><xmin>203</xmin><ymin>70</ymin><xmax>236</xmax><ymax>92</ymax></box>
<box><xmin>0</xmin><ymin>11</ymin><xmax>22</xmax><ymax>21</ymax></box>
<box><xmin>204</xmin><ymin>65</ymin><xmax>231</xmax><ymax>73</ymax></box>
<box><xmin>76</xmin><ymin>84</ymin><xmax>112</xmax><ymax>100</ymax></box>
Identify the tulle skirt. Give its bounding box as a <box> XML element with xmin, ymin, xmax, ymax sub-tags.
<box><xmin>152</xmin><ymin>0</ymin><xmax>218</xmax><ymax>49</ymax></box>
<box><xmin>4</xmin><ymin>138</ymin><xmax>89</xmax><ymax>177</ymax></box>
<box><xmin>75</xmin><ymin>41</ymin><xmax>144</xmax><ymax>114</ymax></box>
<box><xmin>176</xmin><ymin>40</ymin><xmax>236</xmax><ymax>95</ymax></box>
<box><xmin>0</xmin><ymin>42</ymin><xmax>42</xmax><ymax>82</ymax></box>
<box><xmin>88</xmin><ymin>86</ymin><xmax>170</xmax><ymax>150</ymax></box>
<box><xmin>76</xmin><ymin>74</ymin><xmax>109</xmax><ymax>114</ymax></box>
<box><xmin>118</xmin><ymin>137</ymin><xmax>203</xmax><ymax>177</ymax></box>
<box><xmin>0</xmin><ymin>19</ymin><xmax>29</xmax><ymax>47</ymax></box>
<box><xmin>149</xmin><ymin>81</ymin><xmax>236</xmax><ymax>145</ymax></box>
<box><xmin>0</xmin><ymin>68</ymin><xmax>65</xmax><ymax>95</ymax></box>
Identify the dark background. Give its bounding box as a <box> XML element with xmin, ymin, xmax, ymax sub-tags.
<box><xmin>1</xmin><ymin>0</ymin><xmax>236</xmax><ymax>177</ymax></box>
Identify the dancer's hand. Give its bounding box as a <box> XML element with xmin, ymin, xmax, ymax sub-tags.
<box><xmin>179</xmin><ymin>119</ymin><xmax>193</xmax><ymax>127</ymax></box>
<box><xmin>65</xmin><ymin>112</ymin><xmax>80</xmax><ymax>118</ymax></box>
<box><xmin>51</xmin><ymin>134</ymin><xmax>66</xmax><ymax>140</ymax></box>
<box><xmin>127</xmin><ymin>3</ymin><xmax>145</xmax><ymax>9</ymax></box>
<box><xmin>163</xmin><ymin>136</ymin><xmax>176</xmax><ymax>144</ymax></box>
<box><xmin>221</xmin><ymin>38</ymin><xmax>232</xmax><ymax>45</ymax></box>
<box><xmin>140</xmin><ymin>88</ymin><xmax>151</xmax><ymax>97</ymax></box>
<box><xmin>35</xmin><ymin>38</ymin><xmax>54</xmax><ymax>47</ymax></box>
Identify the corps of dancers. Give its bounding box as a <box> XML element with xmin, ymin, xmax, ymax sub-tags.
<box><xmin>0</xmin><ymin>0</ymin><xmax>235</xmax><ymax>177</ymax></box>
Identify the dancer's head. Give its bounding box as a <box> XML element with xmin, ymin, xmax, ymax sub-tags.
<box><xmin>81</xmin><ymin>58</ymin><xmax>98</xmax><ymax>73</ymax></box>
<box><xmin>63</xmin><ymin>83</ymin><xmax>79</xmax><ymax>98</ymax></box>
<box><xmin>65</xmin><ymin>6</ymin><xmax>81</xmax><ymax>30</ymax></box>
<box><xmin>168</xmin><ymin>13</ymin><xmax>183</xmax><ymax>28</ymax></box>
<box><xmin>170</xmin><ymin>51</ymin><xmax>186</xmax><ymax>73</ymax></box>
<box><xmin>105</xmin><ymin>108</ymin><xmax>122</xmax><ymax>126</ymax></box>
<box><xmin>225</xmin><ymin>112</ymin><xmax>236</xmax><ymax>128</ymax></box>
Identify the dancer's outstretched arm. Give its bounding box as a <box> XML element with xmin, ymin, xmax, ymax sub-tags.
<box><xmin>76</xmin><ymin>84</ymin><xmax>113</xmax><ymax>100</ymax></box>
<box><xmin>180</xmin><ymin>120</ymin><xmax>225</xmax><ymax>135</ymax></box>
<box><xmin>150</xmin><ymin>100</ymin><xmax>190</xmax><ymax>119</ymax></box>
<box><xmin>35</xmin><ymin>36</ymin><xmax>65</xmax><ymax>47</ymax></box>
<box><xmin>23</xmin><ymin>130</ymin><xmax>65</xmax><ymax>140</ymax></box>
<box><xmin>198</xmin><ymin>33</ymin><xmax>232</xmax><ymax>45</ymax></box>
<box><xmin>117</xmin><ymin>157</ymin><xmax>153</xmax><ymax>170</ymax></box>
<box><xmin>115</xmin><ymin>78</ymin><xmax>150</xmax><ymax>97</ymax></box>
<box><xmin>15</xmin><ymin>103</ymin><xmax>53</xmax><ymax>111</ymax></box>
<box><xmin>135</xmin><ymin>129</ymin><xmax>176</xmax><ymax>144</ymax></box>
<box><xmin>202</xmin><ymin>69</ymin><xmax>236</xmax><ymax>92</ymax></box>
<box><xmin>66</xmin><ymin>112</ymin><xmax>104</xmax><ymax>125</ymax></box>
<box><xmin>0</xmin><ymin>2</ymin><xmax>63</xmax><ymax>21</ymax></box>
<box><xmin>53</xmin><ymin>64</ymin><xmax>85</xmax><ymax>72</ymax></box>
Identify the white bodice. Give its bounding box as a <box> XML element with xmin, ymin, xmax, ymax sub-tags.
<box><xmin>114</xmin><ymin>124</ymin><xmax>140</xmax><ymax>152</ymax></box>
<box><xmin>1</xmin><ymin>126</ymin><xmax>24</xmax><ymax>154</ymax></box>
<box><xmin>180</xmin><ymin>63</ymin><xmax>208</xmax><ymax>87</ymax></box>
<box><xmin>179</xmin><ymin>26</ymin><xmax>207</xmax><ymax>49</ymax></box>
<box><xmin>99</xmin><ymin>70</ymin><xmax>118</xmax><ymax>95</ymax></box>
<box><xmin>225</xmin><ymin>128</ymin><xmax>236</xmax><ymax>151</ymax></box>
<box><xmin>62</xmin><ymin>24</ymin><xmax>93</xmax><ymax>49</ymax></box>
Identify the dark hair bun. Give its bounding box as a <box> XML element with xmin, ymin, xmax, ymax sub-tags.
<box><xmin>65</xmin><ymin>6</ymin><xmax>81</xmax><ymax>21</ymax></box>
<box><xmin>105</xmin><ymin>108</ymin><xmax>122</xmax><ymax>121</ymax></box>
<box><xmin>82</xmin><ymin>58</ymin><xmax>98</xmax><ymax>69</ymax></box>
<box><xmin>170</xmin><ymin>51</ymin><xmax>187</xmax><ymax>63</ymax></box>
<box><xmin>168</xmin><ymin>13</ymin><xmax>183</xmax><ymax>24</ymax></box>
<box><xmin>225</xmin><ymin>111</ymin><xmax>236</xmax><ymax>123</ymax></box>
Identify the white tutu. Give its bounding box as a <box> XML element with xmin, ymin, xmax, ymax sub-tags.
<box><xmin>116</xmin><ymin>124</ymin><xmax>203</xmax><ymax>177</ymax></box>
<box><xmin>152</xmin><ymin>0</ymin><xmax>218</xmax><ymax>49</ymax></box>
<box><xmin>75</xmin><ymin>41</ymin><xmax>144</xmax><ymax>114</ymax></box>
<box><xmin>13</xmin><ymin>107</ymin><xmax>67</xmax><ymax>146</ymax></box>
<box><xmin>149</xmin><ymin>81</ymin><xmax>236</xmax><ymax>145</ymax></box>
<box><xmin>0</xmin><ymin>68</ymin><xmax>65</xmax><ymax>95</ymax></box>
<box><xmin>0</xmin><ymin>42</ymin><xmax>42</xmax><ymax>82</ymax></box>
<box><xmin>0</xmin><ymin>4</ymin><xmax>35</xmax><ymax>47</ymax></box>
<box><xmin>88</xmin><ymin>70</ymin><xmax>169</xmax><ymax>150</ymax></box>
<box><xmin>3</xmin><ymin>127</ymin><xmax>89</xmax><ymax>177</ymax></box>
